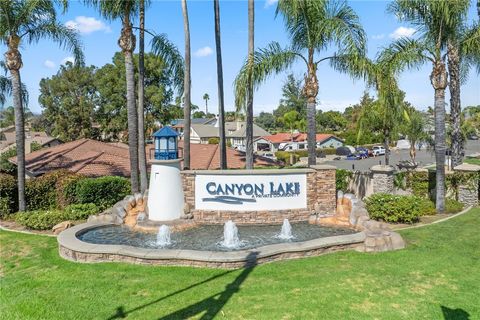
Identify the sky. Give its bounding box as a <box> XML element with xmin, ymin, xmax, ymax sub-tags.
<box><xmin>1</xmin><ymin>0</ymin><xmax>479</xmax><ymax>116</ymax></box>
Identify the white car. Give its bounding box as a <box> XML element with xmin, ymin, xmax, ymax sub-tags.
<box><xmin>372</xmin><ymin>146</ymin><xmax>386</xmax><ymax>156</ymax></box>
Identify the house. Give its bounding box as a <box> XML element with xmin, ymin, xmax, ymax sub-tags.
<box><xmin>190</xmin><ymin>120</ymin><xmax>270</xmax><ymax>147</ymax></box>
<box><xmin>254</xmin><ymin>133</ymin><xmax>344</xmax><ymax>152</ymax></box>
<box><xmin>171</xmin><ymin>118</ymin><xmax>216</xmax><ymax>135</ymax></box>
<box><xmin>9</xmin><ymin>138</ymin><xmax>280</xmax><ymax>177</ymax></box>
<box><xmin>0</xmin><ymin>128</ymin><xmax>62</xmax><ymax>155</ymax></box>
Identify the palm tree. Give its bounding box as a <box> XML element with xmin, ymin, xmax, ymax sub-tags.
<box><xmin>402</xmin><ymin>107</ymin><xmax>429</xmax><ymax>163</ymax></box>
<box><xmin>245</xmin><ymin>0</ymin><xmax>255</xmax><ymax>169</ymax></box>
<box><xmin>447</xmin><ymin>4</ymin><xmax>480</xmax><ymax>168</ymax></box>
<box><xmin>214</xmin><ymin>0</ymin><xmax>227</xmax><ymax>169</ymax></box>
<box><xmin>85</xmin><ymin>0</ymin><xmax>140</xmax><ymax>193</ymax></box>
<box><xmin>181</xmin><ymin>0</ymin><xmax>191</xmax><ymax>169</ymax></box>
<box><xmin>387</xmin><ymin>0</ymin><xmax>471</xmax><ymax>212</ymax></box>
<box><xmin>1</xmin><ymin>1</ymin><xmax>83</xmax><ymax>211</ymax></box>
<box><xmin>202</xmin><ymin>93</ymin><xmax>209</xmax><ymax>115</ymax></box>
<box><xmin>235</xmin><ymin>0</ymin><xmax>366</xmax><ymax>166</ymax></box>
<box><xmin>137</xmin><ymin>0</ymin><xmax>148</xmax><ymax>192</ymax></box>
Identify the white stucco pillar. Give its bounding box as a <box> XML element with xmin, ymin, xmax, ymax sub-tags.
<box><xmin>148</xmin><ymin>159</ymin><xmax>184</xmax><ymax>221</ymax></box>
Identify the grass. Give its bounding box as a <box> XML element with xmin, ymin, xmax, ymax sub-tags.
<box><xmin>1</xmin><ymin>209</ymin><xmax>479</xmax><ymax>319</ymax></box>
<box><xmin>464</xmin><ymin>158</ymin><xmax>480</xmax><ymax>166</ymax></box>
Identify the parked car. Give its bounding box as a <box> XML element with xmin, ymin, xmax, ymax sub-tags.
<box><xmin>355</xmin><ymin>147</ymin><xmax>369</xmax><ymax>159</ymax></box>
<box><xmin>262</xmin><ymin>152</ymin><xmax>276</xmax><ymax>160</ymax></box>
<box><xmin>468</xmin><ymin>134</ymin><xmax>478</xmax><ymax>140</ymax></box>
<box><xmin>372</xmin><ymin>146</ymin><xmax>386</xmax><ymax>156</ymax></box>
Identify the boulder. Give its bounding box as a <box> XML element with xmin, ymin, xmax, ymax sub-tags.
<box><xmin>52</xmin><ymin>221</ymin><xmax>73</xmax><ymax>235</ymax></box>
<box><xmin>87</xmin><ymin>214</ymin><xmax>122</xmax><ymax>224</ymax></box>
<box><xmin>136</xmin><ymin>212</ymin><xmax>146</xmax><ymax>222</ymax></box>
<box><xmin>113</xmin><ymin>205</ymin><xmax>127</xmax><ymax>219</ymax></box>
<box><xmin>183</xmin><ymin>202</ymin><xmax>191</xmax><ymax>215</ymax></box>
<box><xmin>389</xmin><ymin>232</ymin><xmax>406</xmax><ymax>250</ymax></box>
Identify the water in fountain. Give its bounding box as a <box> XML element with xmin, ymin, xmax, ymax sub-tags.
<box><xmin>220</xmin><ymin>220</ymin><xmax>241</xmax><ymax>248</ymax></box>
<box><xmin>156</xmin><ymin>225</ymin><xmax>171</xmax><ymax>247</ymax></box>
<box><xmin>277</xmin><ymin>219</ymin><xmax>294</xmax><ymax>240</ymax></box>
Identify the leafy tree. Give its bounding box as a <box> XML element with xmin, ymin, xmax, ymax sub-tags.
<box><xmin>255</xmin><ymin>112</ymin><xmax>276</xmax><ymax>132</ymax></box>
<box><xmin>39</xmin><ymin>63</ymin><xmax>98</xmax><ymax>141</ymax></box>
<box><xmin>0</xmin><ymin>0</ymin><xmax>83</xmax><ymax>211</ymax></box>
<box><xmin>316</xmin><ymin>110</ymin><xmax>347</xmax><ymax>132</ymax></box>
<box><xmin>273</xmin><ymin>74</ymin><xmax>307</xmax><ymax>120</ymax></box>
<box><xmin>283</xmin><ymin>110</ymin><xmax>299</xmax><ymax>140</ymax></box>
<box><xmin>235</xmin><ymin>0</ymin><xmax>366</xmax><ymax>166</ymax></box>
<box><xmin>388</xmin><ymin>0</ymin><xmax>471</xmax><ymax>212</ymax></box>
<box><xmin>85</xmin><ymin>0</ymin><xmax>141</xmax><ymax>192</ymax></box>
<box><xmin>400</xmin><ymin>106</ymin><xmax>430</xmax><ymax>163</ymax></box>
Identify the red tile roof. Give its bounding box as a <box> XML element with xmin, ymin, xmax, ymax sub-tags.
<box><xmin>260</xmin><ymin>133</ymin><xmax>336</xmax><ymax>144</ymax></box>
<box><xmin>11</xmin><ymin>139</ymin><xmax>279</xmax><ymax>177</ymax></box>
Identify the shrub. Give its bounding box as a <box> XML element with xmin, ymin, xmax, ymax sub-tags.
<box><xmin>0</xmin><ymin>147</ymin><xmax>17</xmax><ymax>175</ymax></box>
<box><xmin>336</xmin><ymin>169</ymin><xmax>352</xmax><ymax>192</ymax></box>
<box><xmin>365</xmin><ymin>193</ymin><xmax>434</xmax><ymax>223</ymax></box>
<box><xmin>208</xmin><ymin>137</ymin><xmax>219</xmax><ymax>144</ymax></box>
<box><xmin>64</xmin><ymin>203</ymin><xmax>100</xmax><ymax>220</ymax></box>
<box><xmin>56</xmin><ymin>174</ymin><xmax>85</xmax><ymax>208</ymax></box>
<box><xmin>445</xmin><ymin>199</ymin><xmax>464</xmax><ymax>214</ymax></box>
<box><xmin>25</xmin><ymin>170</ymin><xmax>76</xmax><ymax>211</ymax></box>
<box><xmin>0</xmin><ymin>173</ymin><xmax>17</xmax><ymax>216</ymax></box>
<box><xmin>15</xmin><ymin>210</ymin><xmax>67</xmax><ymax>230</ymax></box>
<box><xmin>74</xmin><ymin>176</ymin><xmax>130</xmax><ymax>210</ymax></box>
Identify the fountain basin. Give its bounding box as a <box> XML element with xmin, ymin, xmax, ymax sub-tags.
<box><xmin>58</xmin><ymin>222</ymin><xmax>366</xmax><ymax>268</ymax></box>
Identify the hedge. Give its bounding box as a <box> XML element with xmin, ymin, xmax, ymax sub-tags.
<box><xmin>0</xmin><ymin>173</ymin><xmax>17</xmax><ymax>216</ymax></box>
<box><xmin>365</xmin><ymin>193</ymin><xmax>436</xmax><ymax>224</ymax></box>
<box><xmin>64</xmin><ymin>203</ymin><xmax>100</xmax><ymax>220</ymax></box>
<box><xmin>74</xmin><ymin>176</ymin><xmax>131</xmax><ymax>210</ymax></box>
<box><xmin>15</xmin><ymin>210</ymin><xmax>68</xmax><ymax>230</ymax></box>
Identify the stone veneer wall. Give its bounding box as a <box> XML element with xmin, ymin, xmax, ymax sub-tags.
<box><xmin>371</xmin><ymin>165</ymin><xmax>395</xmax><ymax>194</ymax></box>
<box><xmin>181</xmin><ymin>166</ymin><xmax>336</xmax><ymax>224</ymax></box>
<box><xmin>454</xmin><ymin>163</ymin><xmax>480</xmax><ymax>208</ymax></box>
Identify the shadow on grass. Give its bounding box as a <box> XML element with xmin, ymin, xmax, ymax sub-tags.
<box><xmin>107</xmin><ymin>252</ymin><xmax>258</xmax><ymax>320</ymax></box>
<box><xmin>441</xmin><ymin>306</ymin><xmax>470</xmax><ymax>320</ymax></box>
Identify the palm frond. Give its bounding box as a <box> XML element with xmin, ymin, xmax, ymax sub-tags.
<box><xmin>83</xmin><ymin>0</ymin><xmax>139</xmax><ymax>22</ymax></box>
<box><xmin>234</xmin><ymin>42</ymin><xmax>303</xmax><ymax>112</ymax></box>
<box><xmin>379</xmin><ymin>37</ymin><xmax>429</xmax><ymax>73</ymax></box>
<box><xmin>461</xmin><ymin>22</ymin><xmax>480</xmax><ymax>74</ymax></box>
<box><xmin>151</xmin><ymin>33</ymin><xmax>185</xmax><ymax>93</ymax></box>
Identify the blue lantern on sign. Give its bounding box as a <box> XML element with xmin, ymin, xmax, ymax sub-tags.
<box><xmin>153</xmin><ymin>126</ymin><xmax>179</xmax><ymax>160</ymax></box>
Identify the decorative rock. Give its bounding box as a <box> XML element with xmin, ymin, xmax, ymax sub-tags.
<box><xmin>183</xmin><ymin>202</ymin><xmax>191</xmax><ymax>215</ymax></box>
<box><xmin>389</xmin><ymin>232</ymin><xmax>406</xmax><ymax>250</ymax></box>
<box><xmin>87</xmin><ymin>214</ymin><xmax>122</xmax><ymax>224</ymax></box>
<box><xmin>136</xmin><ymin>212</ymin><xmax>146</xmax><ymax>222</ymax></box>
<box><xmin>113</xmin><ymin>206</ymin><xmax>127</xmax><ymax>219</ymax></box>
<box><xmin>52</xmin><ymin>221</ymin><xmax>73</xmax><ymax>235</ymax></box>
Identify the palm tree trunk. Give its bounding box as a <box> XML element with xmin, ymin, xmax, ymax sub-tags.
<box><xmin>214</xmin><ymin>0</ymin><xmax>227</xmax><ymax>169</ymax></box>
<box><xmin>205</xmin><ymin>99</ymin><xmax>208</xmax><ymax>115</ymax></box>
<box><xmin>119</xmin><ymin>19</ymin><xmax>139</xmax><ymax>193</ymax></box>
<box><xmin>181</xmin><ymin>0</ymin><xmax>191</xmax><ymax>169</ymax></box>
<box><xmin>6</xmin><ymin>35</ymin><xmax>25</xmax><ymax>211</ymax></box>
<box><xmin>430</xmin><ymin>61</ymin><xmax>447</xmax><ymax>213</ymax></box>
<box><xmin>137</xmin><ymin>0</ymin><xmax>148</xmax><ymax>192</ymax></box>
<box><xmin>245</xmin><ymin>0</ymin><xmax>254</xmax><ymax>169</ymax></box>
<box><xmin>304</xmin><ymin>57</ymin><xmax>319</xmax><ymax>166</ymax></box>
<box><xmin>447</xmin><ymin>41</ymin><xmax>463</xmax><ymax>168</ymax></box>
<box><xmin>11</xmin><ymin>69</ymin><xmax>25</xmax><ymax>211</ymax></box>
<box><xmin>384</xmin><ymin>128</ymin><xmax>390</xmax><ymax>165</ymax></box>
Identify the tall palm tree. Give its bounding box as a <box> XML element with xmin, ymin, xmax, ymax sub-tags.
<box><xmin>1</xmin><ymin>1</ymin><xmax>83</xmax><ymax>211</ymax></box>
<box><xmin>235</xmin><ymin>0</ymin><xmax>366</xmax><ymax>166</ymax></box>
<box><xmin>214</xmin><ymin>0</ymin><xmax>227</xmax><ymax>169</ymax></box>
<box><xmin>387</xmin><ymin>0</ymin><xmax>471</xmax><ymax>212</ymax></box>
<box><xmin>447</xmin><ymin>2</ymin><xmax>480</xmax><ymax>168</ymax></box>
<box><xmin>85</xmin><ymin>0</ymin><xmax>140</xmax><ymax>193</ymax></box>
<box><xmin>202</xmin><ymin>93</ymin><xmax>209</xmax><ymax>115</ymax></box>
<box><xmin>181</xmin><ymin>0</ymin><xmax>191</xmax><ymax>169</ymax></box>
<box><xmin>137</xmin><ymin>0</ymin><xmax>148</xmax><ymax>192</ymax></box>
<box><xmin>245</xmin><ymin>0</ymin><xmax>255</xmax><ymax>169</ymax></box>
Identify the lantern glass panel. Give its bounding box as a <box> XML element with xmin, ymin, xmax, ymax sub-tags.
<box><xmin>159</xmin><ymin>137</ymin><xmax>167</xmax><ymax>149</ymax></box>
<box><xmin>155</xmin><ymin>138</ymin><xmax>160</xmax><ymax>150</ymax></box>
<box><xmin>168</xmin><ymin>137</ymin><xmax>176</xmax><ymax>150</ymax></box>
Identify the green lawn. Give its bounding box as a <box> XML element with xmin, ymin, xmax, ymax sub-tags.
<box><xmin>464</xmin><ymin>158</ymin><xmax>480</xmax><ymax>166</ymax></box>
<box><xmin>1</xmin><ymin>209</ymin><xmax>479</xmax><ymax>320</ymax></box>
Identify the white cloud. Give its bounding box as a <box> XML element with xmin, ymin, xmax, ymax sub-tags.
<box><xmin>372</xmin><ymin>34</ymin><xmax>385</xmax><ymax>40</ymax></box>
<box><xmin>61</xmin><ymin>56</ymin><xmax>75</xmax><ymax>65</ymax></box>
<box><xmin>65</xmin><ymin>16</ymin><xmax>111</xmax><ymax>34</ymax></box>
<box><xmin>389</xmin><ymin>26</ymin><xmax>416</xmax><ymax>39</ymax></box>
<box><xmin>193</xmin><ymin>46</ymin><xmax>213</xmax><ymax>58</ymax></box>
<box><xmin>265</xmin><ymin>0</ymin><xmax>278</xmax><ymax>8</ymax></box>
<box><xmin>43</xmin><ymin>60</ymin><xmax>55</xmax><ymax>69</ymax></box>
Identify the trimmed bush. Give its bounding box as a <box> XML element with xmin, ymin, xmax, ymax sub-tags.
<box><xmin>365</xmin><ymin>193</ymin><xmax>436</xmax><ymax>224</ymax></box>
<box><xmin>64</xmin><ymin>203</ymin><xmax>100</xmax><ymax>220</ymax></box>
<box><xmin>445</xmin><ymin>199</ymin><xmax>464</xmax><ymax>214</ymax></box>
<box><xmin>74</xmin><ymin>176</ymin><xmax>130</xmax><ymax>210</ymax></box>
<box><xmin>15</xmin><ymin>210</ymin><xmax>67</xmax><ymax>230</ymax></box>
<box><xmin>25</xmin><ymin>170</ymin><xmax>76</xmax><ymax>211</ymax></box>
<box><xmin>208</xmin><ymin>137</ymin><xmax>219</xmax><ymax>144</ymax></box>
<box><xmin>56</xmin><ymin>174</ymin><xmax>85</xmax><ymax>208</ymax></box>
<box><xmin>0</xmin><ymin>173</ymin><xmax>17</xmax><ymax>216</ymax></box>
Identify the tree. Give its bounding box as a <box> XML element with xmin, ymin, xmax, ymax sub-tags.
<box><xmin>235</xmin><ymin>0</ymin><xmax>366</xmax><ymax>166</ymax></box>
<box><xmin>254</xmin><ymin>112</ymin><xmax>276</xmax><ymax>132</ymax></box>
<box><xmin>447</xmin><ymin>4</ymin><xmax>480</xmax><ymax>167</ymax></box>
<box><xmin>214</xmin><ymin>0</ymin><xmax>227</xmax><ymax>169</ymax></box>
<box><xmin>401</xmin><ymin>107</ymin><xmax>429</xmax><ymax>163</ymax></box>
<box><xmin>316</xmin><ymin>110</ymin><xmax>347</xmax><ymax>132</ymax></box>
<box><xmin>273</xmin><ymin>74</ymin><xmax>307</xmax><ymax>124</ymax></box>
<box><xmin>181</xmin><ymin>0</ymin><xmax>191</xmax><ymax>169</ymax></box>
<box><xmin>39</xmin><ymin>63</ymin><xmax>97</xmax><ymax>141</ymax></box>
<box><xmin>137</xmin><ymin>0</ymin><xmax>148</xmax><ymax>192</ymax></box>
<box><xmin>1</xmin><ymin>1</ymin><xmax>83</xmax><ymax>211</ymax></box>
<box><xmin>283</xmin><ymin>110</ymin><xmax>299</xmax><ymax>140</ymax></box>
<box><xmin>203</xmin><ymin>93</ymin><xmax>210</xmax><ymax>114</ymax></box>
<box><xmin>388</xmin><ymin>0</ymin><xmax>471</xmax><ymax>212</ymax></box>
<box><xmin>245</xmin><ymin>0</ymin><xmax>255</xmax><ymax>169</ymax></box>
<box><xmin>85</xmin><ymin>0</ymin><xmax>140</xmax><ymax>193</ymax></box>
